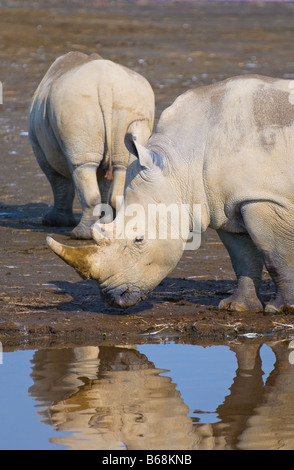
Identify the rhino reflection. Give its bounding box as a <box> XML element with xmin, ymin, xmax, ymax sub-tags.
<box><xmin>236</xmin><ymin>341</ymin><xmax>294</xmax><ymax>450</ymax></box>
<box><xmin>29</xmin><ymin>346</ymin><xmax>195</xmax><ymax>450</ymax></box>
<box><xmin>28</xmin><ymin>342</ymin><xmax>294</xmax><ymax>450</ymax></box>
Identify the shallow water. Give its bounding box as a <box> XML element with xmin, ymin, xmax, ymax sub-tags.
<box><xmin>1</xmin><ymin>338</ymin><xmax>294</xmax><ymax>450</ymax></box>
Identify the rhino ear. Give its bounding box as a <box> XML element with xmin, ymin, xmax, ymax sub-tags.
<box><xmin>125</xmin><ymin>133</ymin><xmax>163</xmax><ymax>170</ymax></box>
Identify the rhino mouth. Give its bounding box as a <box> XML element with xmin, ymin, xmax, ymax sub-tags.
<box><xmin>100</xmin><ymin>285</ymin><xmax>146</xmax><ymax>309</ymax></box>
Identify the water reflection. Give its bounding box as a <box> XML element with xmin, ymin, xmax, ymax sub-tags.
<box><xmin>24</xmin><ymin>340</ymin><xmax>294</xmax><ymax>450</ymax></box>
<box><xmin>29</xmin><ymin>345</ymin><xmax>193</xmax><ymax>450</ymax></box>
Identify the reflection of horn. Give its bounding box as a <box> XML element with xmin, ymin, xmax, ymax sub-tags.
<box><xmin>46</xmin><ymin>236</ymin><xmax>98</xmax><ymax>280</ymax></box>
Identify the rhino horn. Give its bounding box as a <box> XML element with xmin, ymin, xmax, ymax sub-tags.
<box><xmin>46</xmin><ymin>236</ymin><xmax>99</xmax><ymax>280</ymax></box>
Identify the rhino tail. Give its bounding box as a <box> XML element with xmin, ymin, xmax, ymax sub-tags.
<box><xmin>99</xmin><ymin>86</ymin><xmax>113</xmax><ymax>180</ymax></box>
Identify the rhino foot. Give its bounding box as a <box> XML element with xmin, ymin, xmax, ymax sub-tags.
<box><xmin>264</xmin><ymin>300</ymin><xmax>294</xmax><ymax>315</ymax></box>
<box><xmin>42</xmin><ymin>209</ymin><xmax>76</xmax><ymax>228</ymax></box>
<box><xmin>219</xmin><ymin>294</ymin><xmax>263</xmax><ymax>313</ymax></box>
<box><xmin>71</xmin><ymin>221</ymin><xmax>93</xmax><ymax>240</ymax></box>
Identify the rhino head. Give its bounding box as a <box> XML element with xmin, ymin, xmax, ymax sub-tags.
<box><xmin>47</xmin><ymin>135</ymin><xmax>196</xmax><ymax>308</ymax></box>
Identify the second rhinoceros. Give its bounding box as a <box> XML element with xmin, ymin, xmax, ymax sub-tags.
<box><xmin>28</xmin><ymin>51</ymin><xmax>155</xmax><ymax>239</ymax></box>
<box><xmin>47</xmin><ymin>74</ymin><xmax>294</xmax><ymax>313</ymax></box>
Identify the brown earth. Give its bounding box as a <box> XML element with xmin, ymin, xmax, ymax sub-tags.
<box><xmin>1</xmin><ymin>0</ymin><xmax>294</xmax><ymax>348</ymax></box>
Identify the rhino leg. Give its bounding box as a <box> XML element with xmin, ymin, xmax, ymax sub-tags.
<box><xmin>71</xmin><ymin>163</ymin><xmax>102</xmax><ymax>239</ymax></box>
<box><xmin>44</xmin><ymin>174</ymin><xmax>76</xmax><ymax>227</ymax></box>
<box><xmin>107</xmin><ymin>167</ymin><xmax>126</xmax><ymax>212</ymax></box>
<box><xmin>241</xmin><ymin>201</ymin><xmax>294</xmax><ymax>313</ymax></box>
<box><xmin>31</xmin><ymin>141</ymin><xmax>76</xmax><ymax>227</ymax></box>
<box><xmin>217</xmin><ymin>229</ymin><xmax>264</xmax><ymax>312</ymax></box>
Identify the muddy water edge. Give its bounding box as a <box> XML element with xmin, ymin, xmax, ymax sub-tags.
<box><xmin>1</xmin><ymin>1</ymin><xmax>294</xmax><ymax>348</ymax></box>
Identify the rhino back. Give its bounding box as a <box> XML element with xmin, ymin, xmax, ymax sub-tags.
<box><xmin>47</xmin><ymin>59</ymin><xmax>154</xmax><ymax>165</ymax></box>
<box><xmin>74</xmin><ymin>59</ymin><xmax>155</xmax><ymax>123</ymax></box>
<box><xmin>157</xmin><ymin>75</ymin><xmax>294</xmax><ymax>229</ymax></box>
<box><xmin>28</xmin><ymin>52</ymin><xmax>105</xmax><ymax>175</ymax></box>
<box><xmin>205</xmin><ymin>76</ymin><xmax>294</xmax><ymax>223</ymax></box>
<box><xmin>29</xmin><ymin>56</ymin><xmax>154</xmax><ymax>172</ymax></box>
<box><xmin>48</xmin><ymin>59</ymin><xmax>154</xmax><ymax>118</ymax></box>
<box><xmin>29</xmin><ymin>51</ymin><xmax>102</xmax><ymax>108</ymax></box>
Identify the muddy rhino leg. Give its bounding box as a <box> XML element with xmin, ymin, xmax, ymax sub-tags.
<box><xmin>97</xmin><ymin>175</ymin><xmax>114</xmax><ymax>224</ymax></box>
<box><xmin>107</xmin><ymin>167</ymin><xmax>126</xmax><ymax>213</ymax></box>
<box><xmin>44</xmin><ymin>173</ymin><xmax>76</xmax><ymax>227</ymax></box>
<box><xmin>31</xmin><ymin>141</ymin><xmax>75</xmax><ymax>227</ymax></box>
<box><xmin>241</xmin><ymin>201</ymin><xmax>294</xmax><ymax>313</ymax></box>
<box><xmin>71</xmin><ymin>163</ymin><xmax>101</xmax><ymax>239</ymax></box>
<box><xmin>217</xmin><ymin>229</ymin><xmax>264</xmax><ymax>312</ymax></box>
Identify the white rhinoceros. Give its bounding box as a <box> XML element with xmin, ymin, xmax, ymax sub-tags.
<box><xmin>47</xmin><ymin>74</ymin><xmax>294</xmax><ymax>313</ymax></box>
<box><xmin>28</xmin><ymin>51</ymin><xmax>155</xmax><ymax>239</ymax></box>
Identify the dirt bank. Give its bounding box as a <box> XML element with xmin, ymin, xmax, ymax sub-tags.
<box><xmin>1</xmin><ymin>1</ymin><xmax>294</xmax><ymax>348</ymax></box>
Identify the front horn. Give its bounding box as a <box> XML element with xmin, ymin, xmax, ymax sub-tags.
<box><xmin>46</xmin><ymin>236</ymin><xmax>98</xmax><ymax>280</ymax></box>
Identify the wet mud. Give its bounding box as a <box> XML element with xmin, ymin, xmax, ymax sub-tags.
<box><xmin>1</xmin><ymin>0</ymin><xmax>294</xmax><ymax>347</ymax></box>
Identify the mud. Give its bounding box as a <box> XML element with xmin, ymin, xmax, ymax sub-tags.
<box><xmin>1</xmin><ymin>0</ymin><xmax>294</xmax><ymax>348</ymax></box>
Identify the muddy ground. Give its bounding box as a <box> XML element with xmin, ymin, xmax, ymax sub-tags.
<box><xmin>1</xmin><ymin>0</ymin><xmax>294</xmax><ymax>348</ymax></box>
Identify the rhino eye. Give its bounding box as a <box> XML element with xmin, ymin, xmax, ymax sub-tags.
<box><xmin>134</xmin><ymin>235</ymin><xmax>144</xmax><ymax>243</ymax></box>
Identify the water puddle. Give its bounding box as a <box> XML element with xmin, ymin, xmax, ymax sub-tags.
<box><xmin>0</xmin><ymin>339</ymin><xmax>294</xmax><ymax>450</ymax></box>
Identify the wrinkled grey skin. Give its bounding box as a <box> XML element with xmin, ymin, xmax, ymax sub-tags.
<box><xmin>28</xmin><ymin>51</ymin><xmax>154</xmax><ymax>239</ymax></box>
<box><xmin>48</xmin><ymin>75</ymin><xmax>294</xmax><ymax>313</ymax></box>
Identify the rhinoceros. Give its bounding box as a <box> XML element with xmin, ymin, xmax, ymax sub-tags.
<box><xmin>47</xmin><ymin>74</ymin><xmax>294</xmax><ymax>313</ymax></box>
<box><xmin>28</xmin><ymin>51</ymin><xmax>155</xmax><ymax>239</ymax></box>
